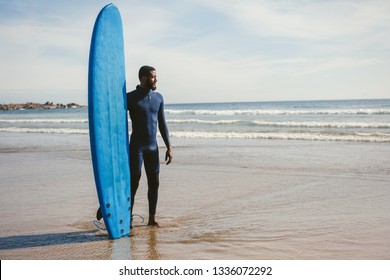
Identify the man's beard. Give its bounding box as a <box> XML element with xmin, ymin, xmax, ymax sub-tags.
<box><xmin>146</xmin><ymin>80</ymin><xmax>157</xmax><ymax>91</ymax></box>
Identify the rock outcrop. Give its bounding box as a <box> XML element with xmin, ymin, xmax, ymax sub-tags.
<box><xmin>0</xmin><ymin>102</ymin><xmax>85</xmax><ymax>111</ymax></box>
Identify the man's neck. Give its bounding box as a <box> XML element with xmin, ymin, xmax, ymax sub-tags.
<box><xmin>137</xmin><ymin>84</ymin><xmax>150</xmax><ymax>90</ymax></box>
<box><xmin>136</xmin><ymin>85</ymin><xmax>151</xmax><ymax>96</ymax></box>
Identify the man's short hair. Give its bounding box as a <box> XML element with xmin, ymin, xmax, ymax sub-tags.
<box><xmin>138</xmin><ymin>65</ymin><xmax>156</xmax><ymax>81</ymax></box>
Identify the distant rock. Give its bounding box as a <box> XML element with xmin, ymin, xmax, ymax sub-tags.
<box><xmin>0</xmin><ymin>102</ymin><xmax>86</xmax><ymax>111</ymax></box>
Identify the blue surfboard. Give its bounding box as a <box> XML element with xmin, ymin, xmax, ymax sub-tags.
<box><xmin>88</xmin><ymin>3</ymin><xmax>131</xmax><ymax>239</ymax></box>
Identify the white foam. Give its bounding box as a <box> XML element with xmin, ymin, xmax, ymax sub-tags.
<box><xmin>168</xmin><ymin>119</ymin><xmax>241</xmax><ymax>125</ymax></box>
<box><xmin>0</xmin><ymin>119</ymin><xmax>87</xmax><ymax>124</ymax></box>
<box><xmin>169</xmin><ymin>131</ymin><xmax>390</xmax><ymax>143</ymax></box>
<box><xmin>168</xmin><ymin>119</ymin><xmax>390</xmax><ymax>129</ymax></box>
<box><xmin>251</xmin><ymin>121</ymin><xmax>390</xmax><ymax>129</ymax></box>
<box><xmin>165</xmin><ymin>108</ymin><xmax>390</xmax><ymax>116</ymax></box>
<box><xmin>2</xmin><ymin>118</ymin><xmax>388</xmax><ymax>129</ymax></box>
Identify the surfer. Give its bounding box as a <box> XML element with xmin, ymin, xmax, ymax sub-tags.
<box><xmin>127</xmin><ymin>65</ymin><xmax>172</xmax><ymax>227</ymax></box>
<box><xmin>95</xmin><ymin>66</ymin><xmax>172</xmax><ymax>227</ymax></box>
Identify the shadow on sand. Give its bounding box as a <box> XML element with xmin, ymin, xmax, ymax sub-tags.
<box><xmin>0</xmin><ymin>230</ymin><xmax>105</xmax><ymax>250</ymax></box>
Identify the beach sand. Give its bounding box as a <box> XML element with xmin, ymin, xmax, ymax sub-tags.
<box><xmin>0</xmin><ymin>132</ymin><xmax>389</xmax><ymax>259</ymax></box>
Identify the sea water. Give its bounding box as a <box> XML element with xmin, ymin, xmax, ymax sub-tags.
<box><xmin>1</xmin><ymin>99</ymin><xmax>390</xmax><ymax>143</ymax></box>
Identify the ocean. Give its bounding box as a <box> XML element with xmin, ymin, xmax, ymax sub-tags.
<box><xmin>1</xmin><ymin>99</ymin><xmax>390</xmax><ymax>143</ymax></box>
<box><xmin>1</xmin><ymin>99</ymin><xmax>390</xmax><ymax>260</ymax></box>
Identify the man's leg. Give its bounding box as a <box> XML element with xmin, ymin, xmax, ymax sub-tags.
<box><xmin>146</xmin><ymin>171</ymin><xmax>159</xmax><ymax>225</ymax></box>
<box><xmin>144</xmin><ymin>149</ymin><xmax>160</xmax><ymax>226</ymax></box>
<box><xmin>130</xmin><ymin>149</ymin><xmax>143</xmax><ymax>225</ymax></box>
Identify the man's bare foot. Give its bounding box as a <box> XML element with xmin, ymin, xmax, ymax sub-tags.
<box><xmin>130</xmin><ymin>215</ymin><xmax>134</xmax><ymax>229</ymax></box>
<box><xmin>148</xmin><ymin>214</ymin><xmax>159</xmax><ymax>227</ymax></box>
<box><xmin>96</xmin><ymin>207</ymin><xmax>102</xmax><ymax>221</ymax></box>
<box><xmin>147</xmin><ymin>221</ymin><xmax>160</xmax><ymax>227</ymax></box>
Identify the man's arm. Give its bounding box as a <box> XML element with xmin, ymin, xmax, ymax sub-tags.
<box><xmin>158</xmin><ymin>98</ymin><xmax>172</xmax><ymax>165</ymax></box>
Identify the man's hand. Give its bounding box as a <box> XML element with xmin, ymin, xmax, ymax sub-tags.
<box><xmin>165</xmin><ymin>147</ymin><xmax>173</xmax><ymax>165</ymax></box>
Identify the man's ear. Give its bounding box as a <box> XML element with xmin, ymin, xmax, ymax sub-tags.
<box><xmin>140</xmin><ymin>76</ymin><xmax>147</xmax><ymax>84</ymax></box>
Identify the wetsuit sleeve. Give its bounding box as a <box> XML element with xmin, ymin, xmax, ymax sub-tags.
<box><xmin>158</xmin><ymin>98</ymin><xmax>171</xmax><ymax>149</ymax></box>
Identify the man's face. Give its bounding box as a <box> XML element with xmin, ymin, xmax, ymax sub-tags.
<box><xmin>145</xmin><ymin>70</ymin><xmax>157</xmax><ymax>91</ymax></box>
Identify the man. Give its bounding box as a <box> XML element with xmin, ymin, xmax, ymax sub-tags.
<box><xmin>96</xmin><ymin>66</ymin><xmax>172</xmax><ymax>227</ymax></box>
<box><xmin>127</xmin><ymin>65</ymin><xmax>172</xmax><ymax>227</ymax></box>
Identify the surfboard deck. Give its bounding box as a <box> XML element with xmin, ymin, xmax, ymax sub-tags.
<box><xmin>88</xmin><ymin>3</ymin><xmax>131</xmax><ymax>239</ymax></box>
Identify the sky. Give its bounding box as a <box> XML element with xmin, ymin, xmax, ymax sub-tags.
<box><xmin>0</xmin><ymin>0</ymin><xmax>389</xmax><ymax>105</ymax></box>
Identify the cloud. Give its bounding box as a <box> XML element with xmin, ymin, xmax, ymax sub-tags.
<box><xmin>195</xmin><ymin>0</ymin><xmax>390</xmax><ymax>40</ymax></box>
<box><xmin>190</xmin><ymin>0</ymin><xmax>390</xmax><ymax>65</ymax></box>
<box><xmin>0</xmin><ymin>0</ymin><xmax>389</xmax><ymax>103</ymax></box>
<box><xmin>0</xmin><ymin>1</ymin><xmax>99</xmax><ymax>103</ymax></box>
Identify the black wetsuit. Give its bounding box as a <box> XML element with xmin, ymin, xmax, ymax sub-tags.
<box><xmin>127</xmin><ymin>85</ymin><xmax>171</xmax><ymax>215</ymax></box>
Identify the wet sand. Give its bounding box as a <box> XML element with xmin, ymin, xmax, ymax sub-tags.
<box><xmin>0</xmin><ymin>133</ymin><xmax>389</xmax><ymax>259</ymax></box>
